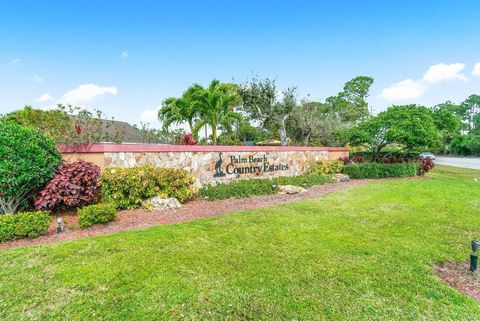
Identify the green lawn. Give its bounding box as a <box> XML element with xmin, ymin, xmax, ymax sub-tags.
<box><xmin>1</xmin><ymin>166</ymin><xmax>480</xmax><ymax>320</ymax></box>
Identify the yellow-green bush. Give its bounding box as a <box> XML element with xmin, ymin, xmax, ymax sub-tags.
<box><xmin>0</xmin><ymin>211</ymin><xmax>51</xmax><ymax>243</ymax></box>
<box><xmin>307</xmin><ymin>160</ymin><xmax>344</xmax><ymax>176</ymax></box>
<box><xmin>100</xmin><ymin>165</ymin><xmax>196</xmax><ymax>209</ymax></box>
<box><xmin>78</xmin><ymin>203</ymin><xmax>117</xmax><ymax>228</ymax></box>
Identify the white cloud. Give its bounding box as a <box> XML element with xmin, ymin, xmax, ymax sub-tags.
<box><xmin>473</xmin><ymin>63</ymin><xmax>480</xmax><ymax>77</ymax></box>
<box><xmin>379</xmin><ymin>62</ymin><xmax>471</xmax><ymax>102</ymax></box>
<box><xmin>121</xmin><ymin>51</ymin><xmax>129</xmax><ymax>58</ymax></box>
<box><xmin>59</xmin><ymin>84</ymin><xmax>118</xmax><ymax>105</ymax></box>
<box><xmin>422</xmin><ymin>63</ymin><xmax>467</xmax><ymax>83</ymax></box>
<box><xmin>32</xmin><ymin>75</ymin><xmax>44</xmax><ymax>82</ymax></box>
<box><xmin>141</xmin><ymin>106</ymin><xmax>160</xmax><ymax>122</ymax></box>
<box><xmin>379</xmin><ymin>79</ymin><xmax>426</xmax><ymax>101</ymax></box>
<box><xmin>36</xmin><ymin>93</ymin><xmax>54</xmax><ymax>102</ymax></box>
<box><xmin>10</xmin><ymin>58</ymin><xmax>21</xmax><ymax>65</ymax></box>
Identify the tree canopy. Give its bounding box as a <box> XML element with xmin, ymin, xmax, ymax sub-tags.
<box><xmin>348</xmin><ymin>105</ymin><xmax>441</xmax><ymax>158</ymax></box>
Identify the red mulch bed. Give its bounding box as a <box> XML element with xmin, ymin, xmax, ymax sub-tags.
<box><xmin>0</xmin><ymin>180</ymin><xmax>374</xmax><ymax>250</ymax></box>
<box><xmin>436</xmin><ymin>262</ymin><xmax>480</xmax><ymax>302</ymax></box>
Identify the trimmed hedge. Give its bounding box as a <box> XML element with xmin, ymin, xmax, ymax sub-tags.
<box><xmin>100</xmin><ymin>165</ymin><xmax>196</xmax><ymax>209</ymax></box>
<box><xmin>200</xmin><ymin>179</ymin><xmax>274</xmax><ymax>200</ymax></box>
<box><xmin>199</xmin><ymin>174</ymin><xmax>334</xmax><ymax>201</ymax></box>
<box><xmin>0</xmin><ymin>211</ymin><xmax>51</xmax><ymax>243</ymax></box>
<box><xmin>343</xmin><ymin>162</ymin><xmax>419</xmax><ymax>179</ymax></box>
<box><xmin>272</xmin><ymin>174</ymin><xmax>334</xmax><ymax>188</ymax></box>
<box><xmin>350</xmin><ymin>151</ymin><xmax>419</xmax><ymax>159</ymax></box>
<box><xmin>78</xmin><ymin>203</ymin><xmax>117</xmax><ymax>228</ymax></box>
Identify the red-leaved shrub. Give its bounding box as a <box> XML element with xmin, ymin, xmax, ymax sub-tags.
<box><xmin>374</xmin><ymin>156</ymin><xmax>410</xmax><ymax>164</ymax></box>
<box><xmin>418</xmin><ymin>157</ymin><xmax>434</xmax><ymax>176</ymax></box>
<box><xmin>35</xmin><ymin>160</ymin><xmax>100</xmax><ymax>210</ymax></box>
<box><xmin>182</xmin><ymin>133</ymin><xmax>197</xmax><ymax>145</ymax></box>
<box><xmin>352</xmin><ymin>155</ymin><xmax>366</xmax><ymax>163</ymax></box>
<box><xmin>175</xmin><ymin>133</ymin><xmax>198</xmax><ymax>145</ymax></box>
<box><xmin>338</xmin><ymin>155</ymin><xmax>365</xmax><ymax>165</ymax></box>
<box><xmin>338</xmin><ymin>156</ymin><xmax>350</xmax><ymax>165</ymax></box>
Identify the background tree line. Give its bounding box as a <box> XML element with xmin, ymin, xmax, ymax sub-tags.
<box><xmin>2</xmin><ymin>75</ymin><xmax>480</xmax><ymax>157</ymax></box>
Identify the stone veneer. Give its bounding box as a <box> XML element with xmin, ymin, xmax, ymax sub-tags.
<box><xmin>59</xmin><ymin>144</ymin><xmax>349</xmax><ymax>187</ymax></box>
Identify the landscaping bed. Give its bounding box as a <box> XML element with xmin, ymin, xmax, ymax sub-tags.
<box><xmin>436</xmin><ymin>262</ymin><xmax>480</xmax><ymax>303</ymax></box>
<box><xmin>0</xmin><ymin>179</ymin><xmax>369</xmax><ymax>250</ymax></box>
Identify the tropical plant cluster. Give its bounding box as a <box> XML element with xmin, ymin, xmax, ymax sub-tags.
<box><xmin>158</xmin><ymin>76</ymin><xmax>375</xmax><ymax>146</ymax></box>
<box><xmin>0</xmin><ymin>124</ymin><xmax>193</xmax><ymax>242</ymax></box>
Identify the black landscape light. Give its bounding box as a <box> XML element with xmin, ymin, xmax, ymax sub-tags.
<box><xmin>470</xmin><ymin>240</ymin><xmax>480</xmax><ymax>272</ymax></box>
<box><xmin>272</xmin><ymin>184</ymin><xmax>278</xmax><ymax>190</ymax></box>
<box><xmin>302</xmin><ymin>182</ymin><xmax>308</xmax><ymax>188</ymax></box>
<box><xmin>56</xmin><ymin>217</ymin><xmax>63</xmax><ymax>233</ymax></box>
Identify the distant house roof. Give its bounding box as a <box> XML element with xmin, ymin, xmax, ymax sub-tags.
<box><xmin>98</xmin><ymin>119</ymin><xmax>145</xmax><ymax>143</ymax></box>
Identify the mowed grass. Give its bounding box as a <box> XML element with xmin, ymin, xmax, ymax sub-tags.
<box><xmin>1</xmin><ymin>166</ymin><xmax>480</xmax><ymax>320</ymax></box>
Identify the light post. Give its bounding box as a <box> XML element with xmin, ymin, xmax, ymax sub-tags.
<box><xmin>56</xmin><ymin>217</ymin><xmax>63</xmax><ymax>233</ymax></box>
<box><xmin>470</xmin><ymin>240</ymin><xmax>480</xmax><ymax>272</ymax></box>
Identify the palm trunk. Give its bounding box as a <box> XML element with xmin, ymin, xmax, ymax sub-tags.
<box><xmin>212</xmin><ymin>125</ymin><xmax>217</xmax><ymax>145</ymax></box>
<box><xmin>188</xmin><ymin>120</ymin><xmax>195</xmax><ymax>139</ymax></box>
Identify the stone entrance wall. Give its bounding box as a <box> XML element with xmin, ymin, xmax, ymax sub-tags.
<box><xmin>59</xmin><ymin>144</ymin><xmax>349</xmax><ymax>186</ymax></box>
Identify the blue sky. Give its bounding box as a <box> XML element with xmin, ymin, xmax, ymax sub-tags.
<box><xmin>1</xmin><ymin>0</ymin><xmax>480</xmax><ymax>126</ymax></box>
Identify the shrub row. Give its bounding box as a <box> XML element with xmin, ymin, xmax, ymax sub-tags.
<box><xmin>199</xmin><ymin>174</ymin><xmax>334</xmax><ymax>201</ymax></box>
<box><xmin>343</xmin><ymin>162</ymin><xmax>419</xmax><ymax>179</ymax></box>
<box><xmin>100</xmin><ymin>165</ymin><xmax>196</xmax><ymax>209</ymax></box>
<box><xmin>349</xmin><ymin>151</ymin><xmax>419</xmax><ymax>159</ymax></box>
<box><xmin>339</xmin><ymin>155</ymin><xmax>414</xmax><ymax>165</ymax></box>
<box><xmin>78</xmin><ymin>203</ymin><xmax>117</xmax><ymax>228</ymax></box>
<box><xmin>0</xmin><ymin>211</ymin><xmax>51</xmax><ymax>243</ymax></box>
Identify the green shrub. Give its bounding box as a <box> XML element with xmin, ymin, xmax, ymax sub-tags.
<box><xmin>344</xmin><ymin>162</ymin><xmax>419</xmax><ymax>179</ymax></box>
<box><xmin>273</xmin><ymin>174</ymin><xmax>334</xmax><ymax>187</ymax></box>
<box><xmin>199</xmin><ymin>174</ymin><xmax>335</xmax><ymax>201</ymax></box>
<box><xmin>78</xmin><ymin>203</ymin><xmax>117</xmax><ymax>228</ymax></box>
<box><xmin>200</xmin><ymin>179</ymin><xmax>275</xmax><ymax>200</ymax></box>
<box><xmin>308</xmin><ymin>160</ymin><xmax>344</xmax><ymax>175</ymax></box>
<box><xmin>466</xmin><ymin>136</ymin><xmax>480</xmax><ymax>156</ymax></box>
<box><xmin>0</xmin><ymin>123</ymin><xmax>62</xmax><ymax>214</ymax></box>
<box><xmin>100</xmin><ymin>165</ymin><xmax>196</xmax><ymax>209</ymax></box>
<box><xmin>0</xmin><ymin>211</ymin><xmax>51</xmax><ymax>243</ymax></box>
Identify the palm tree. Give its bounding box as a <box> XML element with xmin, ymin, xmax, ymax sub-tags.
<box><xmin>158</xmin><ymin>85</ymin><xmax>203</xmax><ymax>139</ymax></box>
<box><xmin>196</xmin><ymin>80</ymin><xmax>241</xmax><ymax>144</ymax></box>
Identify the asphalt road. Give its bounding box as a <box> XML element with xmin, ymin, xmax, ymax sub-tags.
<box><xmin>435</xmin><ymin>156</ymin><xmax>480</xmax><ymax>170</ymax></box>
